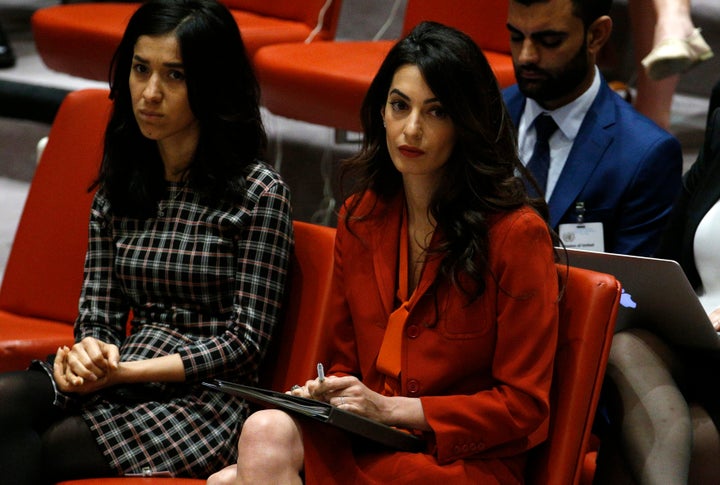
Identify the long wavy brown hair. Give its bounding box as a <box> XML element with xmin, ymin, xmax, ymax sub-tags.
<box><xmin>341</xmin><ymin>21</ymin><xmax>553</xmax><ymax>300</ymax></box>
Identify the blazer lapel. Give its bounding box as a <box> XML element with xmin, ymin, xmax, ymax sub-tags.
<box><xmin>547</xmin><ymin>83</ymin><xmax>615</xmax><ymax>228</ymax></box>
<box><xmin>365</xmin><ymin>193</ymin><xmax>445</xmax><ymax>315</ymax></box>
<box><xmin>368</xmin><ymin>195</ymin><xmax>403</xmax><ymax>317</ymax></box>
<box><xmin>504</xmin><ymin>85</ymin><xmax>526</xmax><ymax>127</ymax></box>
<box><xmin>408</xmin><ymin>233</ymin><xmax>444</xmax><ymax>309</ymax></box>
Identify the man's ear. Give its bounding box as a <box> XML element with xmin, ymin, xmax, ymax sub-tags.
<box><xmin>586</xmin><ymin>15</ymin><xmax>613</xmax><ymax>56</ymax></box>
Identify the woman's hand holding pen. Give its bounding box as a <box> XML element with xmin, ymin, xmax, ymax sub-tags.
<box><xmin>314</xmin><ymin>375</ymin><xmax>390</xmax><ymax>422</ymax></box>
<box><xmin>289</xmin><ymin>367</ymin><xmax>391</xmax><ymax>425</ymax></box>
<box><xmin>286</xmin><ymin>363</ymin><xmax>431</xmax><ymax>431</ymax></box>
<box><xmin>53</xmin><ymin>336</ymin><xmax>120</xmax><ymax>394</ymax></box>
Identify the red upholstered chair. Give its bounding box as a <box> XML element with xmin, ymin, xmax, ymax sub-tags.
<box><xmin>0</xmin><ymin>88</ymin><xmax>111</xmax><ymax>372</ymax></box>
<box><xmin>253</xmin><ymin>0</ymin><xmax>515</xmax><ymax>132</ymax></box>
<box><xmin>31</xmin><ymin>0</ymin><xmax>343</xmax><ymax>82</ymax></box>
<box><xmin>260</xmin><ymin>220</ymin><xmax>336</xmax><ymax>393</ymax></box>
<box><xmin>526</xmin><ymin>265</ymin><xmax>621</xmax><ymax>485</ymax></box>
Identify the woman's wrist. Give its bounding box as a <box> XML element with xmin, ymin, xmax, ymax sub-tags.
<box><xmin>384</xmin><ymin>395</ymin><xmax>430</xmax><ymax>431</ymax></box>
<box><xmin>114</xmin><ymin>354</ymin><xmax>185</xmax><ymax>384</ymax></box>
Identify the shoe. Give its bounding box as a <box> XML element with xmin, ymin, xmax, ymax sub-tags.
<box><xmin>0</xmin><ymin>25</ymin><xmax>16</xmax><ymax>69</ymax></box>
<box><xmin>641</xmin><ymin>28</ymin><xmax>714</xmax><ymax>81</ymax></box>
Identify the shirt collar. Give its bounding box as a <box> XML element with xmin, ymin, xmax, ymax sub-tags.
<box><xmin>523</xmin><ymin>65</ymin><xmax>602</xmax><ymax>141</ymax></box>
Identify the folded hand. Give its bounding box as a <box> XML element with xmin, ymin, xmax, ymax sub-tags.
<box><xmin>52</xmin><ymin>337</ymin><xmax>120</xmax><ymax>394</ymax></box>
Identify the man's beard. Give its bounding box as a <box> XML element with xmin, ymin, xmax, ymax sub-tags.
<box><xmin>514</xmin><ymin>40</ymin><xmax>589</xmax><ymax>105</ymax></box>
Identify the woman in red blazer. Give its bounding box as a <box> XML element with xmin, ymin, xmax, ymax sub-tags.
<box><xmin>209</xmin><ymin>21</ymin><xmax>560</xmax><ymax>485</ymax></box>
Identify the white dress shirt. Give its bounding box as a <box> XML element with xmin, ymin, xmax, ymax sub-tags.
<box><xmin>518</xmin><ymin>66</ymin><xmax>602</xmax><ymax>199</ymax></box>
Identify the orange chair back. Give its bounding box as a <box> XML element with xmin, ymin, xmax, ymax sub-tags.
<box><xmin>223</xmin><ymin>0</ymin><xmax>343</xmax><ymax>39</ymax></box>
<box><xmin>260</xmin><ymin>221</ymin><xmax>336</xmax><ymax>392</ymax></box>
<box><xmin>403</xmin><ymin>0</ymin><xmax>511</xmax><ymax>54</ymax></box>
<box><xmin>526</xmin><ymin>265</ymin><xmax>621</xmax><ymax>485</ymax></box>
<box><xmin>0</xmin><ymin>89</ymin><xmax>110</xmax><ymax>323</ymax></box>
<box><xmin>31</xmin><ymin>1</ymin><xmax>344</xmax><ymax>82</ymax></box>
<box><xmin>0</xmin><ymin>89</ymin><xmax>111</xmax><ymax>371</ymax></box>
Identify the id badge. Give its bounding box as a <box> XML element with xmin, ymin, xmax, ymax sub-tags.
<box><xmin>559</xmin><ymin>222</ymin><xmax>605</xmax><ymax>252</ymax></box>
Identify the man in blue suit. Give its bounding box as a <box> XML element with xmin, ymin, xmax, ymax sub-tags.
<box><xmin>504</xmin><ymin>0</ymin><xmax>682</xmax><ymax>256</ymax></box>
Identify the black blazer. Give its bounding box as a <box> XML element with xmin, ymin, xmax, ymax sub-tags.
<box><xmin>656</xmin><ymin>107</ymin><xmax>720</xmax><ymax>289</ymax></box>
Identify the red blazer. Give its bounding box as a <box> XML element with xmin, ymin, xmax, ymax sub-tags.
<box><xmin>306</xmin><ymin>192</ymin><xmax>559</xmax><ymax>484</ymax></box>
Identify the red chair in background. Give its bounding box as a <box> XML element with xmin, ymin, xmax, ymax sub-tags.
<box><xmin>253</xmin><ymin>0</ymin><xmax>515</xmax><ymax>133</ymax></box>
<box><xmin>31</xmin><ymin>0</ymin><xmax>343</xmax><ymax>82</ymax></box>
<box><xmin>0</xmin><ymin>88</ymin><xmax>111</xmax><ymax>372</ymax></box>
<box><xmin>260</xmin><ymin>220</ymin><xmax>336</xmax><ymax>393</ymax></box>
<box><xmin>526</xmin><ymin>265</ymin><xmax>621</xmax><ymax>485</ymax></box>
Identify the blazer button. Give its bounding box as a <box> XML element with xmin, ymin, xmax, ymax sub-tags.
<box><xmin>407</xmin><ymin>379</ymin><xmax>420</xmax><ymax>394</ymax></box>
<box><xmin>406</xmin><ymin>324</ymin><xmax>420</xmax><ymax>338</ymax></box>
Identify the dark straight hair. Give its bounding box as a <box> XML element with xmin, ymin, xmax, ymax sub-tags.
<box><xmin>512</xmin><ymin>0</ymin><xmax>613</xmax><ymax>27</ymax></box>
<box><xmin>95</xmin><ymin>0</ymin><xmax>266</xmax><ymax>217</ymax></box>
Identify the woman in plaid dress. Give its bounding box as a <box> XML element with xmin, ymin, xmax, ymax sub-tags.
<box><xmin>0</xmin><ymin>1</ymin><xmax>293</xmax><ymax>483</ymax></box>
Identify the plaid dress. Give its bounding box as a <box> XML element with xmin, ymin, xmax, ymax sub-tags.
<box><xmin>37</xmin><ymin>161</ymin><xmax>293</xmax><ymax>477</ymax></box>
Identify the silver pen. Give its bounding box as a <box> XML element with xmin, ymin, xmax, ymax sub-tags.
<box><xmin>317</xmin><ymin>362</ymin><xmax>325</xmax><ymax>382</ymax></box>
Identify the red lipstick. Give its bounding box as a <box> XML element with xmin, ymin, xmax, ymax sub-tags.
<box><xmin>398</xmin><ymin>145</ymin><xmax>424</xmax><ymax>158</ymax></box>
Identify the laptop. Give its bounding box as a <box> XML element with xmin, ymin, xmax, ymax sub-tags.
<box><xmin>562</xmin><ymin>248</ymin><xmax>720</xmax><ymax>351</ymax></box>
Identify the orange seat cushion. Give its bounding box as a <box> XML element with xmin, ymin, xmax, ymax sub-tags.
<box><xmin>32</xmin><ymin>4</ymin><xmax>139</xmax><ymax>81</ymax></box>
<box><xmin>0</xmin><ymin>310</ymin><xmax>74</xmax><ymax>372</ymax></box>
<box><xmin>256</xmin><ymin>40</ymin><xmax>392</xmax><ymax>132</ymax></box>
<box><xmin>256</xmin><ymin>41</ymin><xmax>515</xmax><ymax>132</ymax></box>
<box><xmin>231</xmin><ymin>11</ymin><xmax>314</xmax><ymax>56</ymax></box>
<box><xmin>31</xmin><ymin>4</ymin><xmax>328</xmax><ymax>82</ymax></box>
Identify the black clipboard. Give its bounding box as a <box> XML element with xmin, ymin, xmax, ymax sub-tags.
<box><xmin>204</xmin><ymin>379</ymin><xmax>425</xmax><ymax>452</ymax></box>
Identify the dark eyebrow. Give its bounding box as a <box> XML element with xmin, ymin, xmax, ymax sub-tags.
<box><xmin>389</xmin><ymin>88</ymin><xmax>440</xmax><ymax>105</ymax></box>
<box><xmin>506</xmin><ymin>23</ymin><xmax>567</xmax><ymax>40</ymax></box>
<box><xmin>132</xmin><ymin>54</ymin><xmax>184</xmax><ymax>69</ymax></box>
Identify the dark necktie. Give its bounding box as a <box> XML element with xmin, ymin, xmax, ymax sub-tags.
<box><xmin>526</xmin><ymin>114</ymin><xmax>558</xmax><ymax>198</ymax></box>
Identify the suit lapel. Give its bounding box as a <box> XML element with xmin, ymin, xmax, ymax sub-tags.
<box><xmin>408</xmin><ymin>233</ymin><xmax>444</xmax><ymax>308</ymax></box>
<box><xmin>547</xmin><ymin>82</ymin><xmax>615</xmax><ymax>228</ymax></box>
<box><xmin>504</xmin><ymin>85</ymin><xmax>526</xmax><ymax>127</ymax></box>
<box><xmin>365</xmin><ymin>193</ymin><xmax>445</xmax><ymax>316</ymax></box>
<box><xmin>368</xmin><ymin>195</ymin><xmax>402</xmax><ymax>316</ymax></box>
<box><xmin>505</xmin><ymin>81</ymin><xmax>619</xmax><ymax>228</ymax></box>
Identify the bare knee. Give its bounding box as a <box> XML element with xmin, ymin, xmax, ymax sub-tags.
<box><xmin>237</xmin><ymin>409</ymin><xmax>304</xmax><ymax>483</ymax></box>
<box><xmin>608</xmin><ymin>328</ymin><xmax>681</xmax><ymax>376</ymax></box>
<box><xmin>207</xmin><ymin>465</ymin><xmax>237</xmax><ymax>485</ymax></box>
<box><xmin>689</xmin><ymin>404</ymin><xmax>720</xmax><ymax>485</ymax></box>
<box><xmin>240</xmin><ymin>409</ymin><xmax>302</xmax><ymax>451</ymax></box>
<box><xmin>610</xmin><ymin>329</ymin><xmax>663</xmax><ymax>364</ymax></box>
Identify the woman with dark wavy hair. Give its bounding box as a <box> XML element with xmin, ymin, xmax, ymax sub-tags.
<box><xmin>0</xmin><ymin>0</ymin><xmax>292</xmax><ymax>482</ymax></box>
<box><xmin>209</xmin><ymin>21</ymin><xmax>558</xmax><ymax>485</ymax></box>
